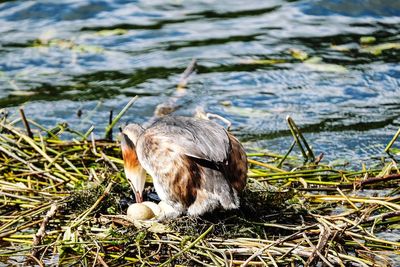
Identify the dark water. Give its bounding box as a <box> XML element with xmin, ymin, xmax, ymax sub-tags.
<box><xmin>1</xmin><ymin>0</ymin><xmax>400</xmax><ymax>165</ymax></box>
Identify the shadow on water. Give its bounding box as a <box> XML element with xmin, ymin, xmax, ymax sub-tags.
<box><xmin>0</xmin><ymin>61</ymin><xmax>289</xmax><ymax>107</ymax></box>
<box><xmin>80</xmin><ymin>5</ymin><xmax>281</xmax><ymax>32</ymax></box>
<box><xmin>239</xmin><ymin>116</ymin><xmax>398</xmax><ymax>142</ymax></box>
<box><xmin>0</xmin><ymin>0</ymin><xmax>399</xmax><ymax>158</ymax></box>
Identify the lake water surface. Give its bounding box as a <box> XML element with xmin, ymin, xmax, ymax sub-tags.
<box><xmin>1</xmin><ymin>0</ymin><xmax>400</xmax><ymax>165</ymax></box>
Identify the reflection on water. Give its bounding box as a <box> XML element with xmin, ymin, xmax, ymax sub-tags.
<box><xmin>0</xmin><ymin>0</ymin><xmax>400</xmax><ymax>165</ymax></box>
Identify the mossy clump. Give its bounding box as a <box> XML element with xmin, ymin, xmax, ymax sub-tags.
<box><xmin>65</xmin><ymin>181</ymin><xmax>131</xmax><ymax>215</ymax></box>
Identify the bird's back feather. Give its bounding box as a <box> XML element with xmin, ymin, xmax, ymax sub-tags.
<box><xmin>135</xmin><ymin>116</ymin><xmax>247</xmax><ymax>212</ymax></box>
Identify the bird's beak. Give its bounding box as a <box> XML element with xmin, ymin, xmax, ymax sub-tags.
<box><xmin>120</xmin><ymin>133</ymin><xmax>146</xmax><ymax>203</ymax></box>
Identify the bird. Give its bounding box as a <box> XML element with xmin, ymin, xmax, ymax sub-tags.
<box><xmin>120</xmin><ymin>116</ymin><xmax>247</xmax><ymax>219</ymax></box>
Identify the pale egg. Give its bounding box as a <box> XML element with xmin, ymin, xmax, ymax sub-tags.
<box><xmin>127</xmin><ymin>203</ymin><xmax>155</xmax><ymax>220</ymax></box>
<box><xmin>142</xmin><ymin>201</ymin><xmax>161</xmax><ymax>217</ymax></box>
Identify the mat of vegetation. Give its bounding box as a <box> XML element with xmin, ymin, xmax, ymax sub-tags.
<box><xmin>0</xmin><ymin>105</ymin><xmax>399</xmax><ymax>266</ymax></box>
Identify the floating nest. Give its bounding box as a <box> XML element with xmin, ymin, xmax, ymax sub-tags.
<box><xmin>0</xmin><ymin>107</ymin><xmax>399</xmax><ymax>266</ymax></box>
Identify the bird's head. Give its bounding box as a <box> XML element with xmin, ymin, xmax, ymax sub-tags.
<box><xmin>120</xmin><ymin>124</ymin><xmax>146</xmax><ymax>203</ymax></box>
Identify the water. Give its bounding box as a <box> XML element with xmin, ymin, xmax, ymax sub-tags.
<box><xmin>0</xmin><ymin>0</ymin><xmax>400</xmax><ymax>165</ymax></box>
<box><xmin>1</xmin><ymin>1</ymin><xmax>400</xmax><ymax>265</ymax></box>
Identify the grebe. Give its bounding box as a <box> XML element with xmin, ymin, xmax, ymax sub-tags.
<box><xmin>120</xmin><ymin>116</ymin><xmax>247</xmax><ymax>219</ymax></box>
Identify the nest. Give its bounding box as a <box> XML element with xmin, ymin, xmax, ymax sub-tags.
<box><xmin>0</xmin><ymin>108</ymin><xmax>400</xmax><ymax>266</ymax></box>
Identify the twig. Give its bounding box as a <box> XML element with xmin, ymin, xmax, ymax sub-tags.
<box><xmin>19</xmin><ymin>108</ymin><xmax>33</xmax><ymax>138</ymax></box>
<box><xmin>91</xmin><ymin>246</ymin><xmax>109</xmax><ymax>267</ymax></box>
<box><xmin>286</xmin><ymin>116</ymin><xmax>308</xmax><ymax>160</ymax></box>
<box><xmin>106</xmin><ymin>110</ymin><xmax>113</xmax><ymax>140</ymax></box>
<box><xmin>247</xmin><ymin>158</ymin><xmax>286</xmax><ymax>173</ymax></box>
<box><xmin>104</xmin><ymin>96</ymin><xmax>138</xmax><ymax>139</ymax></box>
<box><xmin>82</xmin><ymin>125</ymin><xmax>94</xmax><ymax>140</ymax></box>
<box><xmin>286</xmin><ymin>116</ymin><xmax>315</xmax><ymax>162</ymax></box>
<box><xmin>159</xmin><ymin>225</ymin><xmax>214</xmax><ymax>266</ymax></box>
<box><xmin>27</xmin><ymin>119</ymin><xmax>59</xmax><ymax>139</ymax></box>
<box><xmin>384</xmin><ymin>127</ymin><xmax>400</xmax><ymax>153</ymax></box>
<box><xmin>100</xmin><ymin>151</ymin><xmax>119</xmax><ymax>172</ymax></box>
<box><xmin>277</xmin><ymin>140</ymin><xmax>296</xmax><ymax>168</ymax></box>
<box><xmin>27</xmin><ymin>254</ymin><xmax>44</xmax><ymax>267</ymax></box>
<box><xmin>266</xmin><ymin>250</ymin><xmax>278</xmax><ymax>267</ymax></box>
<box><xmin>336</xmin><ymin>187</ymin><xmax>359</xmax><ymax>211</ymax></box>
<box><xmin>91</xmin><ymin>132</ymin><xmax>98</xmax><ymax>156</ymax></box>
<box><xmin>305</xmin><ymin>222</ymin><xmax>334</xmax><ymax>267</ymax></box>
<box><xmin>307</xmin><ymin>195</ymin><xmax>400</xmax><ymax>210</ymax></box>
<box><xmin>358</xmin><ymin>173</ymin><xmax>400</xmax><ymax>187</ymax></box>
<box><xmin>241</xmin><ymin>224</ymin><xmax>317</xmax><ymax>266</ymax></box>
<box><xmin>360</xmin><ymin>210</ymin><xmax>400</xmax><ymax>224</ymax></box>
<box><xmin>31</xmin><ymin>203</ymin><xmax>58</xmax><ymax>259</ymax></box>
<box><xmin>1</xmin><ymin>122</ymin><xmax>74</xmax><ymax>181</ymax></box>
<box><xmin>70</xmin><ymin>182</ymin><xmax>114</xmax><ymax>229</ymax></box>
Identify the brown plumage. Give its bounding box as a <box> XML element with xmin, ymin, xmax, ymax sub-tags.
<box><xmin>120</xmin><ymin>116</ymin><xmax>247</xmax><ymax>219</ymax></box>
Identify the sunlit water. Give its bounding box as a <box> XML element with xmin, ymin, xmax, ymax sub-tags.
<box><xmin>1</xmin><ymin>0</ymin><xmax>400</xmax><ymax>166</ymax></box>
<box><xmin>1</xmin><ymin>0</ymin><xmax>400</xmax><ymax>265</ymax></box>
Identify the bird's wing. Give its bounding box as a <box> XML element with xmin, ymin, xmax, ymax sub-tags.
<box><xmin>134</xmin><ymin>116</ymin><xmax>246</xmax><ymax>208</ymax></box>
<box><xmin>143</xmin><ymin>116</ymin><xmax>231</xmax><ymax>164</ymax></box>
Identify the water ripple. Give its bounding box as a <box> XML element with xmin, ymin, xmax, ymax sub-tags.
<box><xmin>0</xmin><ymin>0</ymin><xmax>399</xmax><ymax>163</ymax></box>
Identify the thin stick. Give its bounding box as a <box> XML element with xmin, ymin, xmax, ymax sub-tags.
<box><xmin>1</xmin><ymin>123</ymin><xmax>73</xmax><ymax>179</ymax></box>
<box><xmin>286</xmin><ymin>116</ymin><xmax>307</xmax><ymax>160</ymax></box>
<box><xmin>31</xmin><ymin>203</ymin><xmax>59</xmax><ymax>258</ymax></box>
<box><xmin>361</xmin><ymin>210</ymin><xmax>400</xmax><ymax>224</ymax></box>
<box><xmin>358</xmin><ymin>174</ymin><xmax>400</xmax><ymax>187</ymax></box>
<box><xmin>241</xmin><ymin>224</ymin><xmax>317</xmax><ymax>266</ymax></box>
<box><xmin>70</xmin><ymin>182</ymin><xmax>114</xmax><ymax>229</ymax></box>
<box><xmin>277</xmin><ymin>140</ymin><xmax>296</xmax><ymax>168</ymax></box>
<box><xmin>106</xmin><ymin>110</ymin><xmax>113</xmax><ymax>140</ymax></box>
<box><xmin>104</xmin><ymin>96</ymin><xmax>138</xmax><ymax>139</ymax></box>
<box><xmin>266</xmin><ymin>250</ymin><xmax>278</xmax><ymax>267</ymax></box>
<box><xmin>19</xmin><ymin>108</ymin><xmax>33</xmax><ymax>138</ymax></box>
<box><xmin>27</xmin><ymin>254</ymin><xmax>44</xmax><ymax>267</ymax></box>
<box><xmin>100</xmin><ymin>151</ymin><xmax>119</xmax><ymax>172</ymax></box>
<box><xmin>302</xmin><ymin>232</ymin><xmax>334</xmax><ymax>267</ymax></box>
<box><xmin>384</xmin><ymin>127</ymin><xmax>400</xmax><ymax>153</ymax></box>
<box><xmin>91</xmin><ymin>132</ymin><xmax>98</xmax><ymax>156</ymax></box>
<box><xmin>27</xmin><ymin>119</ymin><xmax>59</xmax><ymax>139</ymax></box>
<box><xmin>287</xmin><ymin>116</ymin><xmax>315</xmax><ymax>161</ymax></box>
<box><xmin>0</xmin><ymin>145</ymin><xmax>65</xmax><ymax>184</ymax></box>
<box><xmin>82</xmin><ymin>125</ymin><xmax>94</xmax><ymax>141</ymax></box>
<box><xmin>307</xmin><ymin>195</ymin><xmax>400</xmax><ymax>210</ymax></box>
<box><xmin>247</xmin><ymin>159</ymin><xmax>286</xmax><ymax>173</ymax></box>
<box><xmin>336</xmin><ymin>187</ymin><xmax>359</xmax><ymax>211</ymax></box>
<box><xmin>159</xmin><ymin>225</ymin><xmax>214</xmax><ymax>267</ymax></box>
